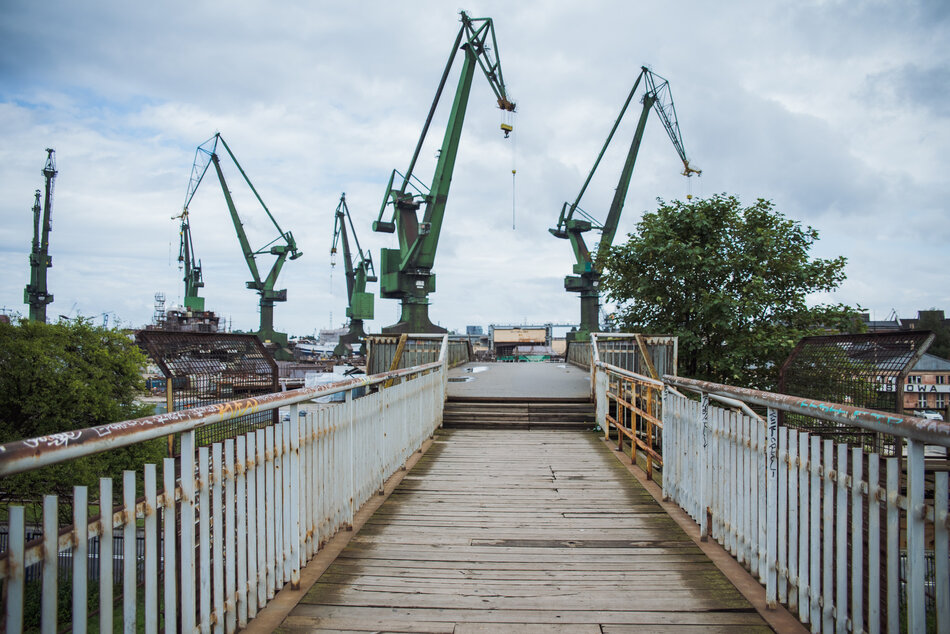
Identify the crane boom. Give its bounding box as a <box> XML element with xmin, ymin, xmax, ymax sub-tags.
<box><xmin>24</xmin><ymin>149</ymin><xmax>57</xmax><ymax>322</ymax></box>
<box><xmin>331</xmin><ymin>193</ymin><xmax>377</xmax><ymax>355</ymax></box>
<box><xmin>373</xmin><ymin>11</ymin><xmax>515</xmax><ymax>333</ymax></box>
<box><xmin>186</xmin><ymin>133</ymin><xmax>302</xmax><ymax>353</ymax></box>
<box><xmin>551</xmin><ymin>67</ymin><xmax>699</xmax><ymax>342</ymax></box>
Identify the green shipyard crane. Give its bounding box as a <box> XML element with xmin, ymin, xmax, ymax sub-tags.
<box><xmin>172</xmin><ymin>207</ymin><xmax>205</xmax><ymax>311</ymax></box>
<box><xmin>24</xmin><ymin>149</ymin><xmax>57</xmax><ymax>322</ymax></box>
<box><xmin>185</xmin><ymin>133</ymin><xmax>302</xmax><ymax>350</ymax></box>
<box><xmin>373</xmin><ymin>10</ymin><xmax>516</xmax><ymax>333</ymax></box>
<box><xmin>550</xmin><ymin>66</ymin><xmax>700</xmax><ymax>342</ymax></box>
<box><xmin>331</xmin><ymin>193</ymin><xmax>377</xmax><ymax>356</ymax></box>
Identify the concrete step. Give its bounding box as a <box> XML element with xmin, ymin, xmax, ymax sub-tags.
<box><xmin>443</xmin><ymin>397</ymin><xmax>595</xmax><ymax>430</ymax></box>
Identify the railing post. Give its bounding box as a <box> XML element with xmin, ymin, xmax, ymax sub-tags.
<box><xmin>765</xmin><ymin>407</ymin><xmax>778</xmax><ymax>608</ymax></box>
<box><xmin>699</xmin><ymin>392</ymin><xmax>709</xmax><ymax>541</ymax></box>
<box><xmin>7</xmin><ymin>506</ymin><xmax>24</xmax><ymax>633</ymax></box>
<box><xmin>595</xmin><ymin>365</ymin><xmax>607</xmax><ymax>439</ymax></box>
<box><xmin>42</xmin><ymin>495</ymin><xmax>58</xmax><ymax>634</ymax></box>
<box><xmin>180</xmin><ymin>430</ymin><xmax>197</xmax><ymax>634</ymax></box>
<box><xmin>73</xmin><ymin>486</ymin><xmax>88</xmax><ymax>634</ymax></box>
<box><xmin>289</xmin><ymin>403</ymin><xmax>301</xmax><ymax>589</ymax></box>
<box><xmin>906</xmin><ymin>438</ymin><xmax>926</xmax><ymax>633</ymax></box>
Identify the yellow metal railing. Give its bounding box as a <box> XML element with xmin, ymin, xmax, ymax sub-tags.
<box><xmin>601</xmin><ymin>363</ymin><xmax>665</xmax><ymax>481</ymax></box>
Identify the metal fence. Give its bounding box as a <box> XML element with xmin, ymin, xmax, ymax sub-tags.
<box><xmin>661</xmin><ymin>375</ymin><xmax>950</xmax><ymax>634</ymax></box>
<box><xmin>136</xmin><ymin>330</ymin><xmax>279</xmax><ymax>450</ymax></box>
<box><xmin>0</xmin><ymin>336</ymin><xmax>449</xmax><ymax>633</ymax></box>
<box><xmin>778</xmin><ymin>331</ymin><xmax>935</xmax><ymax>456</ymax></box>
<box><xmin>365</xmin><ymin>334</ymin><xmax>471</xmax><ymax>374</ymax></box>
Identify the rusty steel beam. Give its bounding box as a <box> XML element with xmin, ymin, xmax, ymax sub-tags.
<box><xmin>664</xmin><ymin>374</ymin><xmax>950</xmax><ymax>446</ymax></box>
<box><xmin>0</xmin><ymin>362</ymin><xmax>443</xmax><ymax>478</ymax></box>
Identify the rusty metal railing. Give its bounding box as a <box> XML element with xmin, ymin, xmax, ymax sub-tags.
<box><xmin>0</xmin><ymin>336</ymin><xmax>449</xmax><ymax>633</ymax></box>
<box><xmin>663</xmin><ymin>374</ymin><xmax>950</xmax><ymax>634</ymax></box>
<box><xmin>598</xmin><ymin>362</ymin><xmax>665</xmax><ymax>481</ymax></box>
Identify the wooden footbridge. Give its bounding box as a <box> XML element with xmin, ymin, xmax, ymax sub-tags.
<box><xmin>250</xmin><ymin>362</ymin><xmax>778</xmax><ymax>633</ymax></box>
<box><xmin>2</xmin><ymin>334</ymin><xmax>946</xmax><ymax>633</ymax></box>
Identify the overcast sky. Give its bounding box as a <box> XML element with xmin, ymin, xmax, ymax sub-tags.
<box><xmin>1</xmin><ymin>1</ymin><xmax>947</xmax><ymax>337</ymax></box>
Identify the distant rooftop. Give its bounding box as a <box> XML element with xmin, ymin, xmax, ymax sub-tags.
<box><xmin>913</xmin><ymin>352</ymin><xmax>950</xmax><ymax>372</ymax></box>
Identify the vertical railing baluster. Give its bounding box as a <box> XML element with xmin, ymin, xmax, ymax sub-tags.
<box><xmin>224</xmin><ymin>438</ymin><xmax>237</xmax><ymax>634</ymax></box>
<box><xmin>905</xmin><ymin>439</ymin><xmax>925</xmax><ymax>634</ymax></box>
<box><xmin>886</xmin><ymin>456</ymin><xmax>899</xmax><ymax>634</ymax></box>
<box><xmin>265</xmin><ymin>425</ymin><xmax>276</xmax><ymax>600</ymax></box>
<box><xmin>97</xmin><ymin>484</ymin><xmax>113</xmax><ymax>631</ymax></box>
<box><xmin>123</xmin><ymin>470</ymin><xmax>137</xmax><ymax>633</ymax></box>
<box><xmin>935</xmin><ymin>471</ymin><xmax>948</xmax><ymax>632</ymax></box>
<box><xmin>42</xmin><ymin>495</ymin><xmax>58</xmax><ymax>634</ymax></box>
<box><xmin>290</xmin><ymin>404</ymin><xmax>301</xmax><ymax>589</ymax></box>
<box><xmin>212</xmin><ymin>442</ymin><xmax>225</xmax><ymax>634</ymax></box>
<box><xmin>835</xmin><ymin>443</ymin><xmax>847</xmax><ymax>633</ymax></box>
<box><xmin>144</xmin><ymin>463</ymin><xmax>158</xmax><ymax>634</ymax></box>
<box><xmin>282</xmin><ymin>418</ymin><xmax>293</xmax><ymax>585</ymax></box>
<box><xmin>198</xmin><ymin>445</ymin><xmax>211</xmax><ymax>633</ymax></box>
<box><xmin>757</xmin><ymin>417</ymin><xmax>767</xmax><ymax>583</ymax></box>
<box><xmin>699</xmin><ymin>392</ymin><xmax>709</xmax><ymax>540</ymax></box>
<box><xmin>788</xmin><ymin>429</ymin><xmax>799</xmax><ymax>614</ymax></box>
<box><xmin>255</xmin><ymin>427</ymin><xmax>266</xmax><ymax>610</ymax></box>
<box><xmin>822</xmin><ymin>439</ymin><xmax>833</xmax><ymax>633</ymax></box>
<box><xmin>242</xmin><ymin>430</ymin><xmax>264</xmax><ymax>620</ymax></box>
<box><xmin>810</xmin><ymin>435</ymin><xmax>821</xmax><ymax>630</ymax></box>
<box><xmin>180</xmin><ymin>430</ymin><xmax>197</xmax><ymax>634</ymax></box>
<box><xmin>273</xmin><ymin>422</ymin><xmax>284</xmax><ymax>591</ymax></box>
<box><xmin>777</xmin><ymin>424</ymin><xmax>788</xmax><ymax>606</ymax></box>
<box><xmin>766</xmin><ymin>408</ymin><xmax>778</xmax><ymax>607</ymax></box>
<box><xmin>163</xmin><ymin>457</ymin><xmax>177</xmax><ymax>633</ymax></box>
<box><xmin>73</xmin><ymin>487</ymin><xmax>89</xmax><ymax>634</ymax></box>
<box><xmin>851</xmin><ymin>446</ymin><xmax>864</xmax><ymax>634</ymax></box>
<box><xmin>236</xmin><ymin>435</ymin><xmax>249</xmax><ymax>629</ymax></box>
<box><xmin>246</xmin><ymin>431</ymin><xmax>260</xmax><ymax>618</ymax></box>
<box><xmin>742</xmin><ymin>415</ymin><xmax>752</xmax><ymax>568</ymax></box>
<box><xmin>7</xmin><ymin>506</ymin><xmax>25</xmax><ymax>633</ymax></box>
<box><xmin>750</xmin><ymin>416</ymin><xmax>760</xmax><ymax>576</ymax></box>
<box><xmin>798</xmin><ymin>431</ymin><xmax>809</xmax><ymax>627</ymax></box>
<box><xmin>868</xmin><ymin>453</ymin><xmax>880</xmax><ymax>634</ymax></box>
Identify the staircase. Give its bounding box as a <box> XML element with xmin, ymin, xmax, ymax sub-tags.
<box><xmin>442</xmin><ymin>397</ymin><xmax>595</xmax><ymax>430</ymax></box>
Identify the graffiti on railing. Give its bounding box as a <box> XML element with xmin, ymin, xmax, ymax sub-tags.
<box><xmin>767</xmin><ymin>408</ymin><xmax>778</xmax><ymax>477</ymax></box>
<box><xmin>214</xmin><ymin>397</ymin><xmax>261</xmax><ymax>420</ymax></box>
<box><xmin>23</xmin><ymin>431</ymin><xmax>82</xmax><ymax>449</ymax></box>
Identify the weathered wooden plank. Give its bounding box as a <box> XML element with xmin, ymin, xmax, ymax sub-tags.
<box><xmin>283</xmin><ymin>605</ymin><xmax>768</xmax><ymax>626</ymax></box>
<box><xmin>279</xmin><ymin>426</ymin><xmax>768</xmax><ymax>630</ymax></box>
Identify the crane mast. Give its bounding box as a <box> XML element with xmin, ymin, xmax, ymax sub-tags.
<box><xmin>173</xmin><ymin>208</ymin><xmax>205</xmax><ymax>311</ymax></box>
<box><xmin>331</xmin><ymin>193</ymin><xmax>377</xmax><ymax>355</ymax></box>
<box><xmin>550</xmin><ymin>67</ymin><xmax>700</xmax><ymax>342</ymax></box>
<box><xmin>373</xmin><ymin>11</ymin><xmax>515</xmax><ymax>333</ymax></box>
<box><xmin>24</xmin><ymin>149</ymin><xmax>57</xmax><ymax>322</ymax></box>
<box><xmin>184</xmin><ymin>133</ymin><xmax>303</xmax><ymax>354</ymax></box>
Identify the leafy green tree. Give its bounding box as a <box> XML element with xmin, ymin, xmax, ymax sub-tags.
<box><xmin>917</xmin><ymin>309</ymin><xmax>950</xmax><ymax>359</ymax></box>
<box><xmin>600</xmin><ymin>194</ymin><xmax>862</xmax><ymax>388</ymax></box>
<box><xmin>0</xmin><ymin>318</ymin><xmax>163</xmax><ymax>513</ymax></box>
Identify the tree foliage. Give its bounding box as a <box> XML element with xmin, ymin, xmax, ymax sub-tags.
<box><xmin>0</xmin><ymin>318</ymin><xmax>163</xmax><ymax>508</ymax></box>
<box><xmin>601</xmin><ymin>194</ymin><xmax>862</xmax><ymax>388</ymax></box>
<box><xmin>917</xmin><ymin>310</ymin><xmax>950</xmax><ymax>360</ymax></box>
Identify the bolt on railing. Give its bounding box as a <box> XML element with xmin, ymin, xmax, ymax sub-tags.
<box><xmin>0</xmin><ymin>335</ymin><xmax>449</xmax><ymax>633</ymax></box>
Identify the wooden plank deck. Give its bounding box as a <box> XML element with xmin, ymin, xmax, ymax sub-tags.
<box><xmin>277</xmin><ymin>429</ymin><xmax>771</xmax><ymax>633</ymax></box>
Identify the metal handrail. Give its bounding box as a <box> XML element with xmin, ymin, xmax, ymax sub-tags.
<box><xmin>664</xmin><ymin>374</ymin><xmax>950</xmax><ymax>447</ymax></box>
<box><xmin>0</xmin><ymin>360</ymin><xmax>444</xmax><ymax>478</ymax></box>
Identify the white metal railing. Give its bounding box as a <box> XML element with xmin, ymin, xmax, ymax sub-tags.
<box><xmin>0</xmin><ymin>335</ymin><xmax>448</xmax><ymax>633</ymax></box>
<box><xmin>662</xmin><ymin>374</ymin><xmax>950</xmax><ymax>634</ymax></box>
